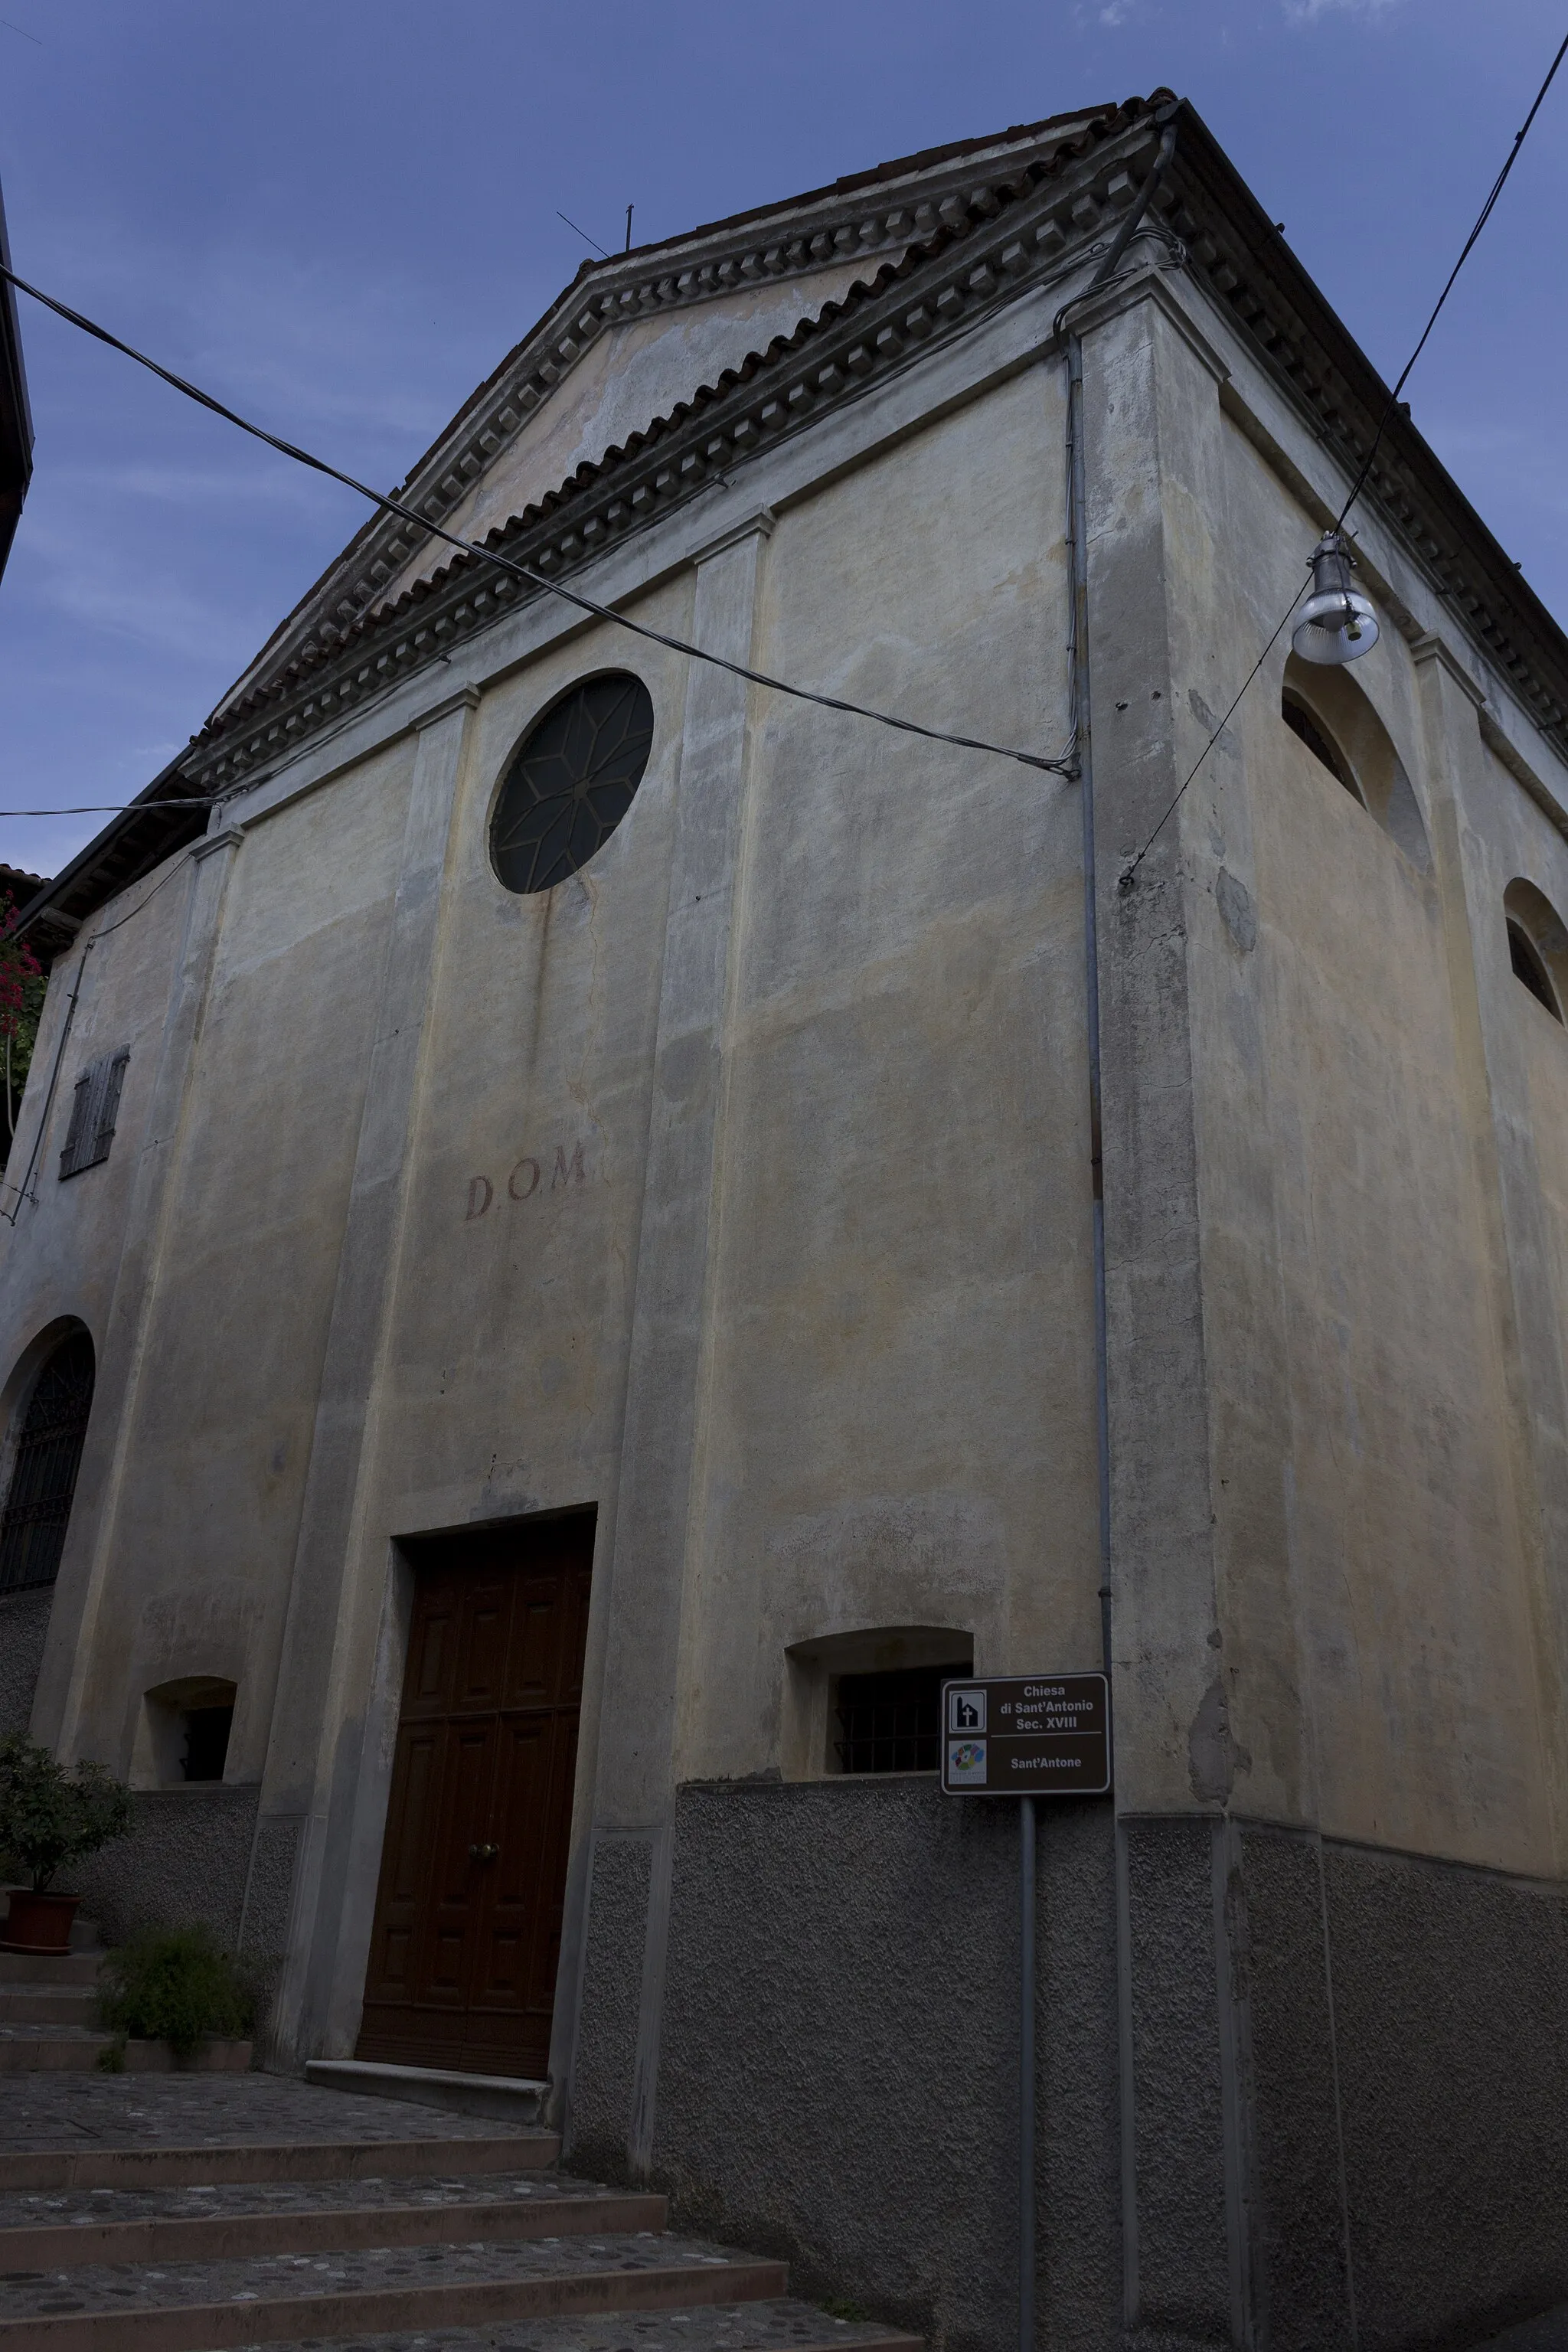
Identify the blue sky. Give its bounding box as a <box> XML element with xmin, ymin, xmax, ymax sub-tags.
<box><xmin>0</xmin><ymin>0</ymin><xmax>1563</xmax><ymax>880</ymax></box>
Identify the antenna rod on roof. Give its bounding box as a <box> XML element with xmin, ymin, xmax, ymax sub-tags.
<box><xmin>625</xmin><ymin>204</ymin><xmax>633</xmax><ymax>251</ymax></box>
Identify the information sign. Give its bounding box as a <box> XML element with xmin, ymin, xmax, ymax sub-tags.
<box><xmin>939</xmin><ymin>1672</ymin><xmax>1110</xmax><ymax>1796</ymax></box>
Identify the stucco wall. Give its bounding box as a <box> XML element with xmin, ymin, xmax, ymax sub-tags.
<box><xmin>49</xmin><ymin>743</ymin><xmax>415</xmax><ymax>1790</ymax></box>
<box><xmin>570</xmin><ymin>1781</ymin><xmax>1119</xmax><ymax>2352</ymax></box>
<box><xmin>672</xmin><ymin>366</ymin><xmax>1098</xmax><ymax>1786</ymax></box>
<box><xmin>74</xmin><ymin>1785</ymin><xmax>260</xmax><ymax>1949</ymax></box>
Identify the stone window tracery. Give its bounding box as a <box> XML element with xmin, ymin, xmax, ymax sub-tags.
<box><xmin>490</xmin><ymin>673</ymin><xmax>654</xmax><ymax>894</ymax></box>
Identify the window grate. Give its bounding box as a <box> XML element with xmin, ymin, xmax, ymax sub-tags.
<box><xmin>59</xmin><ymin>1049</ymin><xmax>129</xmax><ymax>1181</ymax></box>
<box><xmin>833</xmin><ymin>1662</ymin><xmax>972</xmax><ymax>1775</ymax></box>
<box><xmin>0</xmin><ymin>1332</ymin><xmax>96</xmax><ymax>1595</ymax></box>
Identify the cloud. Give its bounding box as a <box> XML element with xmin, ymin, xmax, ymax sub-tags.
<box><xmin>1283</xmin><ymin>0</ymin><xmax>1402</xmax><ymax>18</ymax></box>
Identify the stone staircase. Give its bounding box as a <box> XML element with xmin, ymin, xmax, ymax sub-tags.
<box><xmin>0</xmin><ymin>1930</ymin><xmax>250</xmax><ymax>2078</ymax></box>
<box><xmin>0</xmin><ymin>2076</ymin><xmax>920</xmax><ymax>2352</ymax></box>
<box><xmin>0</xmin><ymin>1935</ymin><xmax>116</xmax><ymax>2076</ymax></box>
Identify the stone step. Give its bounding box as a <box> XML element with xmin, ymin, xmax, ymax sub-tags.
<box><xmin>0</xmin><ymin>1992</ymin><xmax>104</xmax><ymax>2027</ymax></box>
<box><xmin>0</xmin><ymin>2177</ymin><xmax>666</xmax><ymax>2268</ymax></box>
<box><xmin>0</xmin><ymin>2034</ymin><xmax>252</xmax><ymax>2078</ymax></box>
<box><xmin>0</xmin><ymin>2137</ymin><xmax>560</xmax><ymax>2195</ymax></box>
<box><xmin>0</xmin><ymin>1955</ymin><xmax>103</xmax><ymax>1988</ymax></box>
<box><xmin>0</xmin><ymin>2231</ymin><xmax>789</xmax><ymax>2351</ymax></box>
<box><xmin>304</xmin><ymin>2060</ymin><xmax>547</xmax><ymax>2127</ymax></box>
<box><xmin>227</xmin><ymin>2313</ymin><xmax>923</xmax><ymax>2352</ymax></box>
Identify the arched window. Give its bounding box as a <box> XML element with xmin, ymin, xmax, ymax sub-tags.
<box><xmin>1504</xmin><ymin>880</ymin><xmax>1568</xmax><ymax>1024</ymax></box>
<box><xmin>0</xmin><ymin>1331</ymin><xmax>95</xmax><ymax>1595</ymax></box>
<box><xmin>1282</xmin><ymin>693</ymin><xmax>1361</xmax><ymax>803</ymax></box>
<box><xmin>1279</xmin><ymin>654</ymin><xmax>1432</xmax><ymax>871</ymax></box>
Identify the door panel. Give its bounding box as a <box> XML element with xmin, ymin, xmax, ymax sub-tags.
<box><xmin>357</xmin><ymin>1515</ymin><xmax>594</xmax><ymax>2078</ymax></box>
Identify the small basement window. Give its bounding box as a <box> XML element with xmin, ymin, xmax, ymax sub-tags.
<box><xmin>136</xmin><ymin>1677</ymin><xmax>237</xmax><ymax>1788</ymax></box>
<box><xmin>59</xmin><ymin>1049</ymin><xmax>129</xmax><ymax>1180</ymax></box>
<box><xmin>181</xmin><ymin>1705</ymin><xmax>235</xmax><ymax>1782</ymax></box>
<box><xmin>832</xmin><ymin>1661</ymin><xmax>972</xmax><ymax>1775</ymax></box>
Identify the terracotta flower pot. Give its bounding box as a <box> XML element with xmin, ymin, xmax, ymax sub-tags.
<box><xmin>1</xmin><ymin>1889</ymin><xmax>81</xmax><ymax>1954</ymax></box>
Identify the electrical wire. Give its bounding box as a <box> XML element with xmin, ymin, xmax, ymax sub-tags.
<box><xmin>1117</xmin><ymin>575</ymin><xmax>1310</xmax><ymax>891</ymax></box>
<box><xmin>0</xmin><ymin>262</ymin><xmax>1075</xmax><ymax>783</ymax></box>
<box><xmin>1118</xmin><ymin>26</ymin><xmax>1568</xmax><ymax>891</ymax></box>
<box><xmin>1336</xmin><ymin>27</ymin><xmax>1568</xmax><ymax>534</ymax></box>
<box><xmin>0</xmin><ymin>801</ymin><xmax>221</xmax><ymax>817</ymax></box>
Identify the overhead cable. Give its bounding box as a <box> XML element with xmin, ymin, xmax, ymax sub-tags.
<box><xmin>1335</xmin><ymin>27</ymin><xmax>1568</xmax><ymax>534</ymax></box>
<box><xmin>0</xmin><ymin>261</ymin><xmax>1075</xmax><ymax>783</ymax></box>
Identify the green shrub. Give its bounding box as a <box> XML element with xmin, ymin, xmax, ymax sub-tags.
<box><xmin>0</xmin><ymin>1736</ymin><xmax>133</xmax><ymax>1892</ymax></box>
<box><xmin>97</xmin><ymin>1927</ymin><xmax>256</xmax><ymax>2058</ymax></box>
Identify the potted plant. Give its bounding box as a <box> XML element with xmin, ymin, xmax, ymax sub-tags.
<box><xmin>0</xmin><ymin>1736</ymin><xmax>133</xmax><ymax>1954</ymax></box>
<box><xmin>97</xmin><ymin>1926</ymin><xmax>257</xmax><ymax>2069</ymax></box>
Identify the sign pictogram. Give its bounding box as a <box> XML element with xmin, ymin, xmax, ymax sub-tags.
<box><xmin>939</xmin><ymin>1673</ymin><xmax>1110</xmax><ymax>1796</ymax></box>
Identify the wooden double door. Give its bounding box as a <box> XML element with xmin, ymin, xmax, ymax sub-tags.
<box><xmin>357</xmin><ymin>1516</ymin><xmax>593</xmax><ymax>2079</ymax></box>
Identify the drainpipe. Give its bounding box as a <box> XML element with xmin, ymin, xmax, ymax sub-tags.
<box><xmin>1058</xmin><ymin>109</ymin><xmax>1178</xmax><ymax>2334</ymax></box>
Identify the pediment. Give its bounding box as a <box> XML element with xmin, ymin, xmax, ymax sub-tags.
<box><xmin>211</xmin><ymin>103</ymin><xmax>1113</xmax><ymax>721</ymax></box>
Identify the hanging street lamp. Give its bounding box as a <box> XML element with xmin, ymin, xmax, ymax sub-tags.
<box><xmin>1292</xmin><ymin>532</ymin><xmax>1380</xmax><ymax>665</ymax></box>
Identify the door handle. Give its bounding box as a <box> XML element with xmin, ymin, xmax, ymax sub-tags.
<box><xmin>469</xmin><ymin>1842</ymin><xmax>500</xmax><ymax>1863</ymax></box>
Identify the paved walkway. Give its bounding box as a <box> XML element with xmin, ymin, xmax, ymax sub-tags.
<box><xmin>1476</xmin><ymin>2314</ymin><xmax>1568</xmax><ymax>2350</ymax></box>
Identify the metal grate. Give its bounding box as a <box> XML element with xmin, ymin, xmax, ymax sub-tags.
<box><xmin>490</xmin><ymin>674</ymin><xmax>655</xmax><ymax>894</ymax></box>
<box><xmin>833</xmin><ymin>1662</ymin><xmax>972</xmax><ymax>1775</ymax></box>
<box><xmin>0</xmin><ymin>1331</ymin><xmax>96</xmax><ymax>1594</ymax></box>
<box><xmin>59</xmin><ymin>1048</ymin><xmax>129</xmax><ymax>1181</ymax></box>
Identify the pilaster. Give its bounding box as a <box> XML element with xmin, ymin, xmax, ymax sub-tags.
<box><xmin>569</xmin><ymin>512</ymin><xmax>773</xmax><ymax>2173</ymax></box>
<box><xmin>253</xmin><ymin>685</ymin><xmax>479</xmax><ymax>2060</ymax></box>
<box><xmin>1084</xmin><ymin>278</ymin><xmax>1351</xmax><ymax>2347</ymax></box>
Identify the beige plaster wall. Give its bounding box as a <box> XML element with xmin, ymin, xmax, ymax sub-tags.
<box><xmin>8</xmin><ymin>262</ymin><xmax>1568</xmax><ymax>1927</ymax></box>
<box><xmin>1188</xmin><ymin>410</ymin><xmax>1563</xmax><ymax>1875</ymax></box>
<box><xmin>64</xmin><ymin>741</ymin><xmax>415</xmax><ymax>1788</ymax></box>
<box><xmin>670</xmin><ymin>363</ymin><xmax>1094</xmax><ymax>1782</ymax></box>
<box><xmin>364</xmin><ymin>578</ymin><xmax>694</xmax><ymax>1541</ymax></box>
<box><xmin>0</xmin><ymin>851</ymin><xmax>191</xmax><ymax>1370</ymax></box>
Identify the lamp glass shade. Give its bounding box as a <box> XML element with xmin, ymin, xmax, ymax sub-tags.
<box><xmin>1292</xmin><ymin>532</ymin><xmax>1380</xmax><ymax>665</ymax></box>
<box><xmin>1292</xmin><ymin>588</ymin><xmax>1380</xmax><ymax>665</ymax></box>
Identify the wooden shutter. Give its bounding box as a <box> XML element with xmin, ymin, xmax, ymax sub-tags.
<box><xmin>58</xmin><ymin>1048</ymin><xmax>130</xmax><ymax>1179</ymax></box>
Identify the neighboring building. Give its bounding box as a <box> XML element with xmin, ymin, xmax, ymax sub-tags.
<box><xmin>5</xmin><ymin>87</ymin><xmax>1568</xmax><ymax>2350</ymax></box>
<box><xmin>0</xmin><ymin>174</ymin><xmax>33</xmax><ymax>580</ymax></box>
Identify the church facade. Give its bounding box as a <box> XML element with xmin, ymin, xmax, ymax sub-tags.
<box><xmin>4</xmin><ymin>89</ymin><xmax>1568</xmax><ymax>2352</ymax></box>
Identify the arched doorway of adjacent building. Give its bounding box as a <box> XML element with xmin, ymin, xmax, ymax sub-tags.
<box><xmin>0</xmin><ymin>1325</ymin><xmax>96</xmax><ymax>1736</ymax></box>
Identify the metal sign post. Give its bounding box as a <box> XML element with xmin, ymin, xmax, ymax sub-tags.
<box><xmin>942</xmin><ymin>1673</ymin><xmax>1111</xmax><ymax>2352</ymax></box>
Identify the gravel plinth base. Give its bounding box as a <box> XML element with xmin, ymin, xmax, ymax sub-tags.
<box><xmin>0</xmin><ymin>2076</ymin><xmax>532</xmax><ymax>2152</ymax></box>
